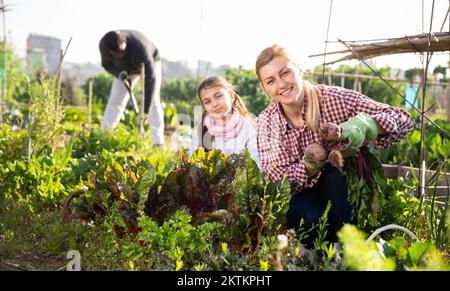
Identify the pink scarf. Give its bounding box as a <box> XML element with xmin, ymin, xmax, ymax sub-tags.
<box><xmin>204</xmin><ymin>109</ymin><xmax>245</xmax><ymax>139</ymax></box>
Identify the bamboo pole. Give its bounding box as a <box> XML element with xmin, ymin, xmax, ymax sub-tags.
<box><xmin>418</xmin><ymin>2</ymin><xmax>436</xmax><ymax>200</ymax></box>
<box><xmin>309</xmin><ymin>32</ymin><xmax>450</xmax><ymax>65</ymax></box>
<box><xmin>447</xmin><ymin>65</ymin><xmax>450</xmax><ymax>123</ymax></box>
<box><xmin>140</xmin><ymin>63</ymin><xmax>145</xmax><ymax>135</ymax></box>
<box><xmin>56</xmin><ymin>49</ymin><xmax>63</xmax><ymax>108</ymax></box>
<box><xmin>0</xmin><ymin>0</ymin><xmax>6</xmax><ymax>123</ymax></box>
<box><xmin>88</xmin><ymin>80</ymin><xmax>93</xmax><ymax>129</ymax></box>
<box><xmin>310</xmin><ymin>33</ymin><xmax>450</xmax><ymax>57</ymax></box>
<box><xmin>353</xmin><ymin>67</ymin><xmax>360</xmax><ymax>92</ymax></box>
<box><xmin>52</xmin><ymin>49</ymin><xmax>64</xmax><ymax>153</ymax></box>
<box><xmin>311</xmin><ymin>72</ymin><xmax>448</xmax><ymax>87</ymax></box>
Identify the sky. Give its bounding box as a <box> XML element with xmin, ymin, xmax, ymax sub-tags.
<box><xmin>5</xmin><ymin>0</ymin><xmax>450</xmax><ymax>71</ymax></box>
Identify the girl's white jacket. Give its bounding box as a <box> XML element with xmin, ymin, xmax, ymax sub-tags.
<box><xmin>190</xmin><ymin>117</ymin><xmax>262</xmax><ymax>170</ymax></box>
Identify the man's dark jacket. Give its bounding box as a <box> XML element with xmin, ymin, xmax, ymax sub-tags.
<box><xmin>99</xmin><ymin>30</ymin><xmax>160</xmax><ymax>114</ymax></box>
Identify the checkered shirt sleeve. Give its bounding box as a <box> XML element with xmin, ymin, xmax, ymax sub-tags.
<box><xmin>332</xmin><ymin>86</ymin><xmax>414</xmax><ymax>148</ymax></box>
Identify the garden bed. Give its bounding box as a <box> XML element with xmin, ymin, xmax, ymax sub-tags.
<box><xmin>383</xmin><ymin>164</ymin><xmax>450</xmax><ymax>203</ymax></box>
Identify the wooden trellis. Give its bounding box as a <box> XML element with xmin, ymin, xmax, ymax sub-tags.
<box><xmin>313</xmin><ymin>0</ymin><xmax>449</xmax><ymax>202</ymax></box>
<box><xmin>310</xmin><ymin>32</ymin><xmax>450</xmax><ymax>65</ymax></box>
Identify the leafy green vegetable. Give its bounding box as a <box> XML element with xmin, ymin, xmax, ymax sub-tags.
<box><xmin>345</xmin><ymin>145</ymin><xmax>385</xmax><ymax>228</ymax></box>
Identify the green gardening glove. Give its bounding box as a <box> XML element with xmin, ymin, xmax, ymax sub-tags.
<box><xmin>339</xmin><ymin>112</ymin><xmax>379</xmax><ymax>151</ymax></box>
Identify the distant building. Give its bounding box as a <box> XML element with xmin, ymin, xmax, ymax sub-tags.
<box><xmin>26</xmin><ymin>48</ymin><xmax>47</xmax><ymax>72</ymax></box>
<box><xmin>196</xmin><ymin>60</ymin><xmax>213</xmax><ymax>78</ymax></box>
<box><xmin>161</xmin><ymin>58</ymin><xmax>193</xmax><ymax>80</ymax></box>
<box><xmin>26</xmin><ymin>34</ymin><xmax>61</xmax><ymax>75</ymax></box>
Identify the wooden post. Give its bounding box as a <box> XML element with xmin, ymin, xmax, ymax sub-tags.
<box><xmin>56</xmin><ymin>49</ymin><xmax>63</xmax><ymax>109</ymax></box>
<box><xmin>354</xmin><ymin>66</ymin><xmax>360</xmax><ymax>92</ymax></box>
<box><xmin>447</xmin><ymin>79</ymin><xmax>450</xmax><ymax>123</ymax></box>
<box><xmin>340</xmin><ymin>75</ymin><xmax>345</xmax><ymax>88</ymax></box>
<box><xmin>353</xmin><ymin>76</ymin><xmax>359</xmax><ymax>92</ymax></box>
<box><xmin>0</xmin><ymin>79</ymin><xmax>3</xmax><ymax>123</ymax></box>
<box><xmin>52</xmin><ymin>49</ymin><xmax>64</xmax><ymax>153</ymax></box>
<box><xmin>140</xmin><ymin>63</ymin><xmax>145</xmax><ymax>135</ymax></box>
<box><xmin>88</xmin><ymin>80</ymin><xmax>93</xmax><ymax>129</ymax></box>
<box><xmin>328</xmin><ymin>73</ymin><xmax>332</xmax><ymax>86</ymax></box>
<box><xmin>0</xmin><ymin>0</ymin><xmax>7</xmax><ymax>124</ymax></box>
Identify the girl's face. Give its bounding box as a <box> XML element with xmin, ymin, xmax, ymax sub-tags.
<box><xmin>200</xmin><ymin>86</ymin><xmax>234</xmax><ymax>119</ymax></box>
<box><xmin>258</xmin><ymin>56</ymin><xmax>303</xmax><ymax>107</ymax></box>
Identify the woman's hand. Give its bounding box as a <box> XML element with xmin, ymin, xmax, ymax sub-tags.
<box><xmin>320</xmin><ymin>122</ymin><xmax>342</xmax><ymax>143</ymax></box>
<box><xmin>302</xmin><ymin>143</ymin><xmax>328</xmax><ymax>176</ymax></box>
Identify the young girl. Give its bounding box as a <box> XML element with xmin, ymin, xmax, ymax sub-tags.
<box><xmin>190</xmin><ymin>76</ymin><xmax>261</xmax><ymax>168</ymax></box>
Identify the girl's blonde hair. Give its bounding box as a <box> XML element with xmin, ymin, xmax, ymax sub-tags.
<box><xmin>255</xmin><ymin>44</ymin><xmax>321</xmax><ymax>132</ymax></box>
<box><xmin>197</xmin><ymin>76</ymin><xmax>249</xmax><ymax>117</ymax></box>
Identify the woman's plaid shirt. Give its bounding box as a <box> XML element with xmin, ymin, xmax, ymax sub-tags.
<box><xmin>256</xmin><ymin>85</ymin><xmax>413</xmax><ymax>192</ymax></box>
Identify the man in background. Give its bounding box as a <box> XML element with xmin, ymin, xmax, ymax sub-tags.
<box><xmin>99</xmin><ymin>29</ymin><xmax>164</xmax><ymax>145</ymax></box>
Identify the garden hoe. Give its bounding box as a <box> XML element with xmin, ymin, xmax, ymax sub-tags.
<box><xmin>123</xmin><ymin>78</ymin><xmax>140</xmax><ymax>114</ymax></box>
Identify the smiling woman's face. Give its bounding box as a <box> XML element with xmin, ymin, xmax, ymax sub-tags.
<box><xmin>199</xmin><ymin>86</ymin><xmax>233</xmax><ymax>119</ymax></box>
<box><xmin>258</xmin><ymin>56</ymin><xmax>303</xmax><ymax>107</ymax></box>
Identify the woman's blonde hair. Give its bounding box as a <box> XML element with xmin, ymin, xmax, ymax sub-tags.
<box><xmin>255</xmin><ymin>44</ymin><xmax>321</xmax><ymax>132</ymax></box>
<box><xmin>197</xmin><ymin>76</ymin><xmax>249</xmax><ymax>117</ymax></box>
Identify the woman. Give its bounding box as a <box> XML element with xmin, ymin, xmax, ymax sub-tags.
<box><xmin>255</xmin><ymin>44</ymin><xmax>413</xmax><ymax>247</ymax></box>
<box><xmin>190</xmin><ymin>76</ymin><xmax>261</xmax><ymax>169</ymax></box>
